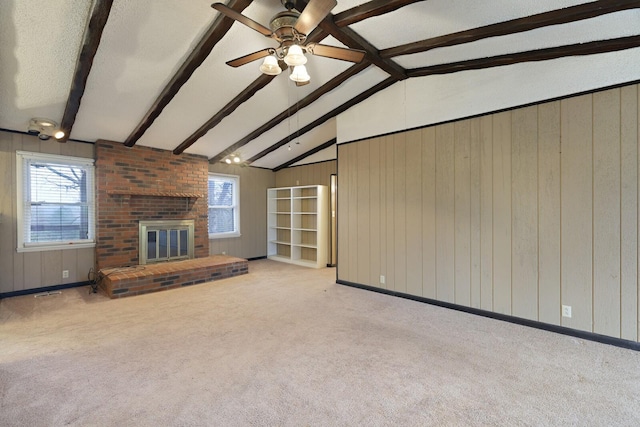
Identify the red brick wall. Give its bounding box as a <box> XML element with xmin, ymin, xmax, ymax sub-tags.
<box><xmin>95</xmin><ymin>140</ymin><xmax>209</xmax><ymax>269</ymax></box>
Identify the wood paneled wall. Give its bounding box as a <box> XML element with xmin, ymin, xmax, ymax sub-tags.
<box><xmin>208</xmin><ymin>164</ymin><xmax>275</xmax><ymax>259</ymax></box>
<box><xmin>337</xmin><ymin>84</ymin><xmax>640</xmax><ymax>341</ymax></box>
<box><xmin>0</xmin><ymin>132</ymin><xmax>95</xmax><ymax>294</ymax></box>
<box><xmin>275</xmin><ymin>160</ymin><xmax>337</xmax><ymax>188</ymax></box>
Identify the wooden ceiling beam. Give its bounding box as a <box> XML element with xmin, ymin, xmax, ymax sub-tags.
<box><xmin>173</xmin><ymin>72</ymin><xmax>278</xmax><ymax>155</ymax></box>
<box><xmin>209</xmin><ymin>61</ymin><xmax>370</xmax><ymax>164</ymax></box>
<box><xmin>124</xmin><ymin>0</ymin><xmax>254</xmax><ymax>147</ymax></box>
<box><xmin>59</xmin><ymin>0</ymin><xmax>113</xmax><ymax>142</ymax></box>
<box><xmin>333</xmin><ymin>0</ymin><xmax>425</xmax><ymax>27</ymax></box>
<box><xmin>247</xmin><ymin>77</ymin><xmax>397</xmax><ymax>163</ymax></box>
<box><xmin>406</xmin><ymin>35</ymin><xmax>640</xmax><ymax>78</ymax></box>
<box><xmin>273</xmin><ymin>138</ymin><xmax>336</xmax><ymax>171</ymax></box>
<box><xmin>382</xmin><ymin>0</ymin><xmax>640</xmax><ymax>58</ymax></box>
<box><xmin>317</xmin><ymin>19</ymin><xmax>407</xmax><ymax>81</ymax></box>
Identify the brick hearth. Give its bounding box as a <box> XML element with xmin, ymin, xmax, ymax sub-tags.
<box><xmin>100</xmin><ymin>255</ymin><xmax>248</xmax><ymax>298</ymax></box>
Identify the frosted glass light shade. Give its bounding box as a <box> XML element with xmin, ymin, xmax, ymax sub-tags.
<box><xmin>290</xmin><ymin>65</ymin><xmax>310</xmax><ymax>83</ymax></box>
<box><xmin>259</xmin><ymin>56</ymin><xmax>282</xmax><ymax>75</ymax></box>
<box><xmin>284</xmin><ymin>44</ymin><xmax>307</xmax><ymax>66</ymax></box>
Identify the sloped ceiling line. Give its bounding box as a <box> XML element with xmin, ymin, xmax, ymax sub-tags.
<box><xmin>381</xmin><ymin>0</ymin><xmax>640</xmax><ymax>58</ymax></box>
<box><xmin>208</xmin><ymin>61</ymin><xmax>370</xmax><ymax>164</ymax></box>
<box><xmin>273</xmin><ymin>138</ymin><xmax>337</xmax><ymax>171</ymax></box>
<box><xmin>247</xmin><ymin>76</ymin><xmax>398</xmax><ymax>163</ymax></box>
<box><xmin>407</xmin><ymin>35</ymin><xmax>640</xmax><ymax>78</ymax></box>
<box><xmin>123</xmin><ymin>0</ymin><xmax>255</xmax><ymax>147</ymax></box>
<box><xmin>59</xmin><ymin>0</ymin><xmax>114</xmax><ymax>142</ymax></box>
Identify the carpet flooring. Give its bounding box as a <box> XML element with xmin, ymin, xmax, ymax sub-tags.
<box><xmin>1</xmin><ymin>259</ymin><xmax>639</xmax><ymax>426</ymax></box>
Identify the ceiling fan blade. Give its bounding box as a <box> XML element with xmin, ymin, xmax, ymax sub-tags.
<box><xmin>211</xmin><ymin>3</ymin><xmax>273</xmax><ymax>37</ymax></box>
<box><xmin>294</xmin><ymin>0</ymin><xmax>337</xmax><ymax>35</ymax></box>
<box><xmin>226</xmin><ymin>49</ymin><xmax>272</xmax><ymax>67</ymax></box>
<box><xmin>307</xmin><ymin>43</ymin><xmax>366</xmax><ymax>63</ymax></box>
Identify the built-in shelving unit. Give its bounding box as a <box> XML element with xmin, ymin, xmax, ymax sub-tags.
<box><xmin>267</xmin><ymin>185</ymin><xmax>328</xmax><ymax>268</ymax></box>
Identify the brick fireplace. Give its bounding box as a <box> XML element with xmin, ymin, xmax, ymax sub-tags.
<box><xmin>95</xmin><ymin>140</ymin><xmax>209</xmax><ymax>270</ymax></box>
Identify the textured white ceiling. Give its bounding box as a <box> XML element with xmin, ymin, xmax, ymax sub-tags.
<box><xmin>1</xmin><ymin>0</ymin><xmax>639</xmax><ymax>170</ymax></box>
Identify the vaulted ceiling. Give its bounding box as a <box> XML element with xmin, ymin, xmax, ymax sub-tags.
<box><xmin>1</xmin><ymin>0</ymin><xmax>639</xmax><ymax>170</ymax></box>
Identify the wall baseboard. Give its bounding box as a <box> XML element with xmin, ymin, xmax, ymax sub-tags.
<box><xmin>336</xmin><ymin>279</ymin><xmax>640</xmax><ymax>352</ymax></box>
<box><xmin>247</xmin><ymin>256</ymin><xmax>268</xmax><ymax>261</ymax></box>
<box><xmin>0</xmin><ymin>281</ymin><xmax>91</xmax><ymax>299</ymax></box>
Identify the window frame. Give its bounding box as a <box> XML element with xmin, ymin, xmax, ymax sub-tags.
<box><xmin>207</xmin><ymin>173</ymin><xmax>241</xmax><ymax>239</ymax></box>
<box><xmin>16</xmin><ymin>151</ymin><xmax>96</xmax><ymax>253</ymax></box>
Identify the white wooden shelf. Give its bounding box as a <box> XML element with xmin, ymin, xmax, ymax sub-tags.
<box><xmin>267</xmin><ymin>185</ymin><xmax>328</xmax><ymax>269</ymax></box>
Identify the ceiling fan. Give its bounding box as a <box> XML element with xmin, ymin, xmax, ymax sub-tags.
<box><xmin>211</xmin><ymin>0</ymin><xmax>366</xmax><ymax>84</ymax></box>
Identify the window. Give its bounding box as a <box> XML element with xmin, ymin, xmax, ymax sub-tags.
<box><xmin>16</xmin><ymin>151</ymin><xmax>95</xmax><ymax>252</ymax></box>
<box><xmin>208</xmin><ymin>173</ymin><xmax>240</xmax><ymax>238</ymax></box>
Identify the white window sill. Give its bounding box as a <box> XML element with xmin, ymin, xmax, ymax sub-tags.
<box><xmin>209</xmin><ymin>232</ymin><xmax>241</xmax><ymax>240</ymax></box>
<box><xmin>17</xmin><ymin>242</ymin><xmax>96</xmax><ymax>253</ymax></box>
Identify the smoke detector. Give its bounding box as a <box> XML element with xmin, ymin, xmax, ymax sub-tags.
<box><xmin>27</xmin><ymin>118</ymin><xmax>65</xmax><ymax>140</ymax></box>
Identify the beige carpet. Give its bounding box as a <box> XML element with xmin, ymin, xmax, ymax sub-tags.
<box><xmin>1</xmin><ymin>259</ymin><xmax>639</xmax><ymax>426</ymax></box>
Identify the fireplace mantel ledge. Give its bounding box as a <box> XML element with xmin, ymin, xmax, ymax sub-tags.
<box><xmin>106</xmin><ymin>190</ymin><xmax>203</xmax><ymax>198</ymax></box>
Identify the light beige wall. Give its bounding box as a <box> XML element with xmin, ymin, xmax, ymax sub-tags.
<box><xmin>0</xmin><ymin>131</ymin><xmax>96</xmax><ymax>294</ymax></box>
<box><xmin>208</xmin><ymin>164</ymin><xmax>275</xmax><ymax>259</ymax></box>
<box><xmin>337</xmin><ymin>83</ymin><xmax>640</xmax><ymax>341</ymax></box>
<box><xmin>275</xmin><ymin>160</ymin><xmax>336</xmax><ymax>188</ymax></box>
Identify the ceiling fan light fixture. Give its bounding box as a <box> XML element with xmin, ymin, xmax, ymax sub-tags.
<box><xmin>284</xmin><ymin>44</ymin><xmax>307</xmax><ymax>66</ymax></box>
<box><xmin>289</xmin><ymin>65</ymin><xmax>310</xmax><ymax>83</ymax></box>
<box><xmin>259</xmin><ymin>55</ymin><xmax>282</xmax><ymax>75</ymax></box>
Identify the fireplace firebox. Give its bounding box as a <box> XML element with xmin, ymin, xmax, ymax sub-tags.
<box><xmin>138</xmin><ymin>220</ymin><xmax>195</xmax><ymax>265</ymax></box>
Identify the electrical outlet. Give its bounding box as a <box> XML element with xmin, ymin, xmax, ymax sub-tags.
<box><xmin>380</xmin><ymin>275</ymin><xmax>385</xmax><ymax>285</ymax></box>
<box><xmin>62</xmin><ymin>270</ymin><xmax>69</xmax><ymax>279</ymax></box>
<box><xmin>562</xmin><ymin>305</ymin><xmax>572</xmax><ymax>318</ymax></box>
<box><xmin>222</xmin><ymin>251</ymin><xmax>226</xmax><ymax>255</ymax></box>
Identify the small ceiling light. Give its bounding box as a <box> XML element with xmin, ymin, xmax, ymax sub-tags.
<box><xmin>284</xmin><ymin>44</ymin><xmax>307</xmax><ymax>67</ymax></box>
<box><xmin>225</xmin><ymin>158</ymin><xmax>232</xmax><ymax>164</ymax></box>
<box><xmin>54</xmin><ymin>130</ymin><xmax>65</xmax><ymax>139</ymax></box>
<box><xmin>259</xmin><ymin>55</ymin><xmax>282</xmax><ymax>75</ymax></box>
<box><xmin>289</xmin><ymin>65</ymin><xmax>310</xmax><ymax>83</ymax></box>
<box><xmin>233</xmin><ymin>155</ymin><xmax>241</xmax><ymax>163</ymax></box>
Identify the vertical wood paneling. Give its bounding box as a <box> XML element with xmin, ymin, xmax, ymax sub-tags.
<box><xmin>337</xmin><ymin>144</ymin><xmax>350</xmax><ymax>280</ymax></box>
<box><xmin>209</xmin><ymin>164</ymin><xmax>275</xmax><ymax>259</ymax></box>
<box><xmin>454</xmin><ymin>121</ymin><xmax>471</xmax><ymax>306</ymax></box>
<box><xmin>470</xmin><ymin>118</ymin><xmax>482</xmax><ymax>308</ymax></box>
<box><xmin>538</xmin><ymin>101</ymin><xmax>562</xmax><ymax>325</ymax></box>
<box><xmin>357</xmin><ymin>142</ymin><xmax>370</xmax><ymax>284</ymax></box>
<box><xmin>348</xmin><ymin>143</ymin><xmax>359</xmax><ymax>283</ymax></box>
<box><xmin>492</xmin><ymin>112</ymin><xmax>512</xmax><ymax>314</ymax></box>
<box><xmin>41</xmin><ymin>251</ymin><xmax>63</xmax><ymax>286</ymax></box>
<box><xmin>561</xmin><ymin>94</ymin><xmax>593</xmax><ymax>332</ymax></box>
<box><xmin>479</xmin><ymin>116</ymin><xmax>493</xmax><ymax>311</ymax></box>
<box><xmin>421</xmin><ymin>127</ymin><xmax>436</xmax><ymax>298</ymax></box>
<box><xmin>393</xmin><ymin>133</ymin><xmax>407</xmax><ymax>293</ymax></box>
<box><xmin>378</xmin><ymin>137</ymin><xmax>387</xmax><ymax>289</ymax></box>
<box><xmin>0</xmin><ymin>133</ymin><xmax>14</xmax><ymax>293</ymax></box>
<box><xmin>436</xmin><ymin>123</ymin><xmax>455</xmax><ymax>302</ymax></box>
<box><xmin>511</xmin><ymin>106</ymin><xmax>539</xmax><ymax>320</ymax></box>
<box><xmin>385</xmin><ymin>136</ymin><xmax>395</xmax><ymax>290</ymax></box>
<box><xmin>23</xmin><ymin>252</ymin><xmax>41</xmax><ymax>289</ymax></box>
<box><xmin>335</xmin><ymin>83</ymin><xmax>640</xmax><ymax>342</ymax></box>
<box><xmin>369</xmin><ymin>137</ymin><xmax>382</xmax><ymax>290</ymax></box>
<box><xmin>593</xmin><ymin>90</ymin><xmax>622</xmax><ymax>337</ymax></box>
<box><xmin>61</xmin><ymin>250</ymin><xmax>77</xmax><ymax>284</ymax></box>
<box><xmin>405</xmin><ymin>130</ymin><xmax>422</xmax><ymax>296</ymax></box>
<box><xmin>620</xmin><ymin>85</ymin><xmax>638</xmax><ymax>341</ymax></box>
